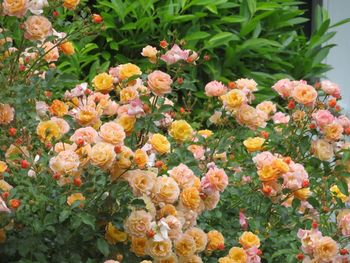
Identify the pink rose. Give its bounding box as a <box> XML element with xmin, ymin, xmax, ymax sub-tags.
<box><xmin>103</xmin><ymin>101</ymin><xmax>119</xmax><ymax>116</ymax></box>
<box><xmin>205</xmin><ymin>81</ymin><xmax>228</xmax><ymax>97</ymax></box>
<box><xmin>312</xmin><ymin>110</ymin><xmax>335</xmax><ymax>128</ymax></box>
<box><xmin>337</xmin><ymin>115</ymin><xmax>350</xmax><ymax>129</ymax></box>
<box><xmin>160</xmin><ymin>44</ymin><xmax>189</xmax><ymax>64</ymax></box>
<box><xmin>239</xmin><ymin>211</ymin><xmax>248</xmax><ymax>230</ymax></box>
<box><xmin>168</xmin><ymin>164</ymin><xmax>196</xmax><ymax>189</ymax></box>
<box><xmin>147</xmin><ymin>70</ymin><xmax>173</xmax><ymax>96</ymax></box>
<box><xmin>252</xmin><ymin>151</ymin><xmax>275</xmax><ymax>169</ymax></box>
<box><xmin>282</xmin><ymin>162</ymin><xmax>308</xmax><ymax>190</ymax></box>
<box><xmin>51</xmin><ymin>117</ymin><xmax>70</xmax><ymax>135</ymax></box>
<box><xmin>321</xmin><ymin>80</ymin><xmax>341</xmax><ymax>98</ymax></box>
<box><xmin>43</xmin><ymin>41</ymin><xmax>59</xmax><ymax>63</ymax></box>
<box><xmin>272</xmin><ymin>112</ymin><xmax>290</xmax><ymax>124</ymax></box>
<box><xmin>272</xmin><ymin>79</ymin><xmax>293</xmax><ymax>98</ymax></box>
<box><xmin>201</xmin><ymin>167</ymin><xmax>228</xmax><ymax>193</ymax></box>
<box><xmin>236</xmin><ymin>78</ymin><xmax>258</xmax><ymax>92</ymax></box>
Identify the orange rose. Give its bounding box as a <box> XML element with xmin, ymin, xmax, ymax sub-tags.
<box><xmin>180</xmin><ymin>187</ymin><xmax>201</xmax><ymax>210</ymax></box>
<box><xmin>49</xmin><ymin>100</ymin><xmax>68</xmax><ymax>117</ymax></box>
<box><xmin>67</xmin><ymin>193</ymin><xmax>85</xmax><ymax>207</ymax></box>
<box><xmin>60</xmin><ymin>41</ymin><xmax>75</xmax><ymax>55</ymax></box>
<box><xmin>63</xmin><ymin>0</ymin><xmax>80</xmax><ymax>9</ymax></box>
<box><xmin>239</xmin><ymin>231</ymin><xmax>260</xmax><ymax>249</ymax></box>
<box><xmin>206</xmin><ymin>230</ymin><xmax>224</xmax><ymax>251</ymax></box>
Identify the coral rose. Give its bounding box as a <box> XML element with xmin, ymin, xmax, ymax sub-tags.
<box><xmin>147</xmin><ymin>70</ymin><xmax>173</xmax><ymax>96</ymax></box>
<box><xmin>169</xmin><ymin>120</ymin><xmax>193</xmax><ymax>141</ymax></box>
<box><xmin>24</xmin><ymin>15</ymin><xmax>52</xmax><ymax>40</ymax></box>
<box><xmin>60</xmin><ymin>41</ymin><xmax>75</xmax><ymax>55</ymax></box>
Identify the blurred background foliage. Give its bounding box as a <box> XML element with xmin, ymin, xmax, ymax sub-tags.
<box><xmin>58</xmin><ymin>0</ymin><xmax>348</xmax><ymax>102</ymax></box>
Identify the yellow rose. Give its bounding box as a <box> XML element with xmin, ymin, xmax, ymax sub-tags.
<box><xmin>67</xmin><ymin>193</ymin><xmax>85</xmax><ymax>207</ymax></box>
<box><xmin>134</xmin><ymin>149</ymin><xmax>148</xmax><ymax>168</ymax></box>
<box><xmin>258</xmin><ymin>165</ymin><xmax>279</xmax><ymax>182</ymax></box>
<box><xmin>118</xmin><ymin>63</ymin><xmax>142</xmax><ymax>81</ymax></box>
<box><xmin>63</xmin><ymin>0</ymin><xmax>80</xmax><ymax>9</ymax></box>
<box><xmin>60</xmin><ymin>41</ymin><xmax>75</xmax><ymax>55</ymax></box>
<box><xmin>150</xmin><ymin>133</ymin><xmax>171</xmax><ymax>154</ymax></box>
<box><xmin>0</xmin><ymin>180</ymin><xmax>12</xmax><ymax>192</ymax></box>
<box><xmin>169</xmin><ymin>120</ymin><xmax>193</xmax><ymax>142</ymax></box>
<box><xmin>0</xmin><ymin>229</ymin><xmax>6</xmax><ymax>244</ymax></box>
<box><xmin>220</xmin><ymin>89</ymin><xmax>247</xmax><ymax>111</ymax></box>
<box><xmin>92</xmin><ymin>73</ymin><xmax>114</xmax><ymax>93</ymax></box>
<box><xmin>49</xmin><ymin>100</ymin><xmax>68</xmax><ymax>117</ymax></box>
<box><xmin>116</xmin><ymin>115</ymin><xmax>136</xmax><ymax>134</ymax></box>
<box><xmin>180</xmin><ymin>187</ymin><xmax>201</xmax><ymax>210</ymax></box>
<box><xmin>116</xmin><ymin>146</ymin><xmax>134</xmax><ymax>169</ymax></box>
<box><xmin>105</xmin><ymin>222</ymin><xmax>127</xmax><ymax>245</ymax></box>
<box><xmin>312</xmin><ymin>139</ymin><xmax>334</xmax><ymax>161</ymax></box>
<box><xmin>75</xmin><ymin>144</ymin><xmax>91</xmax><ymax>167</ymax></box>
<box><xmin>206</xmin><ymin>230</ymin><xmax>224</xmax><ymax>251</ymax></box>
<box><xmin>159</xmin><ymin>204</ymin><xmax>178</xmax><ymax>218</ymax></box>
<box><xmin>330</xmin><ymin>185</ymin><xmax>348</xmax><ymax>202</ymax></box>
<box><xmin>228</xmin><ymin>247</ymin><xmax>247</xmax><ymax>262</ymax></box>
<box><xmin>90</xmin><ymin>142</ymin><xmax>116</xmax><ymax>169</ymax></box>
<box><xmin>243</xmin><ymin>137</ymin><xmax>265</xmax><ymax>152</ymax></box>
<box><xmin>197</xmin><ymin>129</ymin><xmax>213</xmax><ymax>138</ymax></box>
<box><xmin>219</xmin><ymin>257</ymin><xmax>235</xmax><ymax>263</ymax></box>
<box><xmin>174</xmin><ymin>234</ymin><xmax>196</xmax><ymax>257</ymax></box>
<box><xmin>2</xmin><ymin>0</ymin><xmax>28</xmax><ymax>18</ymax></box>
<box><xmin>272</xmin><ymin>159</ymin><xmax>289</xmax><ymax>174</ymax></box>
<box><xmin>36</xmin><ymin>120</ymin><xmax>62</xmax><ymax>143</ymax></box>
<box><xmin>131</xmin><ymin>237</ymin><xmax>147</xmax><ymax>257</ymax></box>
<box><xmin>120</xmin><ymin>86</ymin><xmax>138</xmax><ymax>103</ymax></box>
<box><xmin>0</xmin><ymin>161</ymin><xmax>8</xmax><ymax>173</ymax></box>
<box><xmin>239</xmin><ymin>231</ymin><xmax>260</xmax><ymax>249</ymax></box>
<box><xmin>294</xmin><ymin>188</ymin><xmax>312</xmax><ymax>201</ymax></box>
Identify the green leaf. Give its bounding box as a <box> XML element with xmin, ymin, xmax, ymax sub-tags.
<box><xmin>221</xmin><ymin>16</ymin><xmax>246</xmax><ymax>23</ymax></box>
<box><xmin>59</xmin><ymin>210</ymin><xmax>70</xmax><ymax>223</ymax></box>
<box><xmin>80</xmin><ymin>213</ymin><xmax>96</xmax><ymax>230</ymax></box>
<box><xmin>337</xmin><ymin>180</ymin><xmax>349</xmax><ymax>196</ymax></box>
<box><xmin>330</xmin><ymin>18</ymin><xmax>350</xmax><ymax>28</ymax></box>
<box><xmin>185</xmin><ymin>31</ymin><xmax>210</xmax><ymax>41</ymax></box>
<box><xmin>247</xmin><ymin>0</ymin><xmax>256</xmax><ymax>16</ymax></box>
<box><xmin>205</xmin><ymin>32</ymin><xmax>239</xmax><ymax>48</ymax></box>
<box><xmin>97</xmin><ymin>238</ymin><xmax>109</xmax><ymax>257</ymax></box>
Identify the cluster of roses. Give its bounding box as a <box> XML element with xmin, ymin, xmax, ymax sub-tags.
<box><xmin>31</xmin><ymin>55</ymin><xmax>232</xmax><ymax>262</ymax></box>
<box><xmin>218</xmin><ymin>231</ymin><xmax>262</xmax><ymax>263</ymax></box>
<box><xmin>297</xmin><ymin>223</ymin><xmax>349</xmax><ymax>262</ymax></box>
<box><xmin>1</xmin><ymin>0</ymin><xmax>81</xmax><ymax>70</ymax></box>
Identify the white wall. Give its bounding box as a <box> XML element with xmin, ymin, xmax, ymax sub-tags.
<box><xmin>323</xmin><ymin>0</ymin><xmax>350</xmax><ymax>115</ymax></box>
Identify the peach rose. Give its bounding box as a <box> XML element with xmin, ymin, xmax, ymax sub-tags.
<box><xmin>70</xmin><ymin>127</ymin><xmax>99</xmax><ymax>144</ymax></box>
<box><xmin>115</xmin><ymin>146</ymin><xmax>134</xmax><ymax>169</ymax></box>
<box><xmin>235</xmin><ymin>104</ymin><xmax>267</xmax><ymax>130</ymax></box>
<box><xmin>131</xmin><ymin>236</ymin><xmax>148</xmax><ymax>256</ymax></box>
<box><xmin>292</xmin><ymin>83</ymin><xmax>317</xmax><ymax>106</ymax></box>
<box><xmin>2</xmin><ymin>0</ymin><xmax>28</xmax><ymax>17</ymax></box>
<box><xmin>99</xmin><ymin>122</ymin><xmax>125</xmax><ymax>145</ymax></box>
<box><xmin>147</xmin><ymin>70</ymin><xmax>173</xmax><ymax>96</ymax></box>
<box><xmin>67</xmin><ymin>193</ymin><xmax>85</xmax><ymax>207</ymax></box>
<box><xmin>168</xmin><ymin>164</ymin><xmax>196</xmax><ymax>189</ymax></box>
<box><xmin>51</xmin><ymin>117</ymin><xmax>70</xmax><ymax>135</ymax></box>
<box><xmin>314</xmin><ymin>236</ymin><xmax>338</xmax><ymax>261</ymax></box>
<box><xmin>49</xmin><ymin>150</ymin><xmax>80</xmax><ymax>175</ymax></box>
<box><xmin>201</xmin><ymin>167</ymin><xmax>228</xmax><ymax>193</ymax></box>
<box><xmin>141</xmin><ymin>45</ymin><xmax>158</xmax><ymax>63</ymax></box>
<box><xmin>43</xmin><ymin>41</ymin><xmax>59</xmax><ymax>63</ymax></box>
<box><xmin>256</xmin><ymin>101</ymin><xmax>276</xmax><ymax>115</ymax></box>
<box><xmin>294</xmin><ymin>188</ymin><xmax>312</xmax><ymax>200</ymax></box>
<box><xmin>120</xmin><ymin>86</ymin><xmax>138</xmax><ymax>104</ymax></box>
<box><xmin>323</xmin><ymin>122</ymin><xmax>343</xmax><ymax>141</ymax></box>
<box><xmin>174</xmin><ymin>234</ymin><xmax>196</xmax><ymax>257</ymax></box>
<box><xmin>63</xmin><ymin>0</ymin><xmax>80</xmax><ymax>10</ymax></box>
<box><xmin>146</xmin><ymin>239</ymin><xmax>173</xmax><ymax>260</ymax></box>
<box><xmin>235</xmin><ymin>78</ymin><xmax>257</xmax><ymax>92</ymax></box>
<box><xmin>239</xmin><ymin>231</ymin><xmax>260</xmax><ymax>249</ymax></box>
<box><xmin>75</xmin><ymin>105</ymin><xmax>100</xmax><ymax>126</ymax></box>
<box><xmin>203</xmin><ymin>191</ymin><xmax>220</xmax><ymax>210</ymax></box>
<box><xmin>338</xmin><ymin>115</ymin><xmax>350</xmax><ymax>129</ymax></box>
<box><xmin>311</xmin><ymin>139</ymin><xmax>334</xmax><ymax>161</ymax></box>
<box><xmin>321</xmin><ymin>80</ymin><xmax>341</xmax><ymax>98</ymax></box>
<box><xmin>124</xmin><ymin>210</ymin><xmax>152</xmax><ymax>237</ymax></box>
<box><xmin>129</xmin><ymin>169</ymin><xmax>156</xmax><ymax>197</ymax></box>
<box><xmin>134</xmin><ymin>149</ymin><xmax>148</xmax><ymax>168</ymax></box>
<box><xmin>153</xmin><ymin>176</ymin><xmax>180</xmax><ymax>204</ymax></box>
<box><xmin>162</xmin><ymin>215</ymin><xmax>182</xmax><ymax>240</ymax></box>
<box><xmin>187</xmin><ymin>145</ymin><xmax>205</xmax><ymax>160</ymax></box>
<box><xmin>186</xmin><ymin>227</ymin><xmax>207</xmax><ymax>252</ymax></box>
<box><xmin>90</xmin><ymin>142</ymin><xmax>116</xmax><ymax>169</ymax></box>
<box><xmin>272</xmin><ymin>112</ymin><xmax>290</xmax><ymax>124</ymax></box>
<box><xmin>0</xmin><ymin>103</ymin><xmax>14</xmax><ymax>124</ymax></box>
<box><xmin>337</xmin><ymin>210</ymin><xmax>350</xmax><ymax>237</ymax></box>
<box><xmin>180</xmin><ymin>187</ymin><xmax>201</xmax><ymax>211</ymax></box>
<box><xmin>206</xmin><ymin>230</ymin><xmax>224</xmax><ymax>251</ymax></box>
<box><xmin>243</xmin><ymin>137</ymin><xmax>265</xmax><ymax>153</ymax></box>
<box><xmin>53</xmin><ymin>142</ymin><xmax>77</xmax><ymax>154</ymax></box>
<box><xmin>75</xmin><ymin>144</ymin><xmax>91</xmax><ymax>167</ymax></box>
<box><xmin>24</xmin><ymin>15</ymin><xmax>52</xmax><ymax>40</ymax></box>
<box><xmin>205</xmin><ymin>81</ymin><xmax>228</xmax><ymax>97</ymax></box>
<box><xmin>116</xmin><ymin>114</ymin><xmax>136</xmax><ymax>134</ymax></box>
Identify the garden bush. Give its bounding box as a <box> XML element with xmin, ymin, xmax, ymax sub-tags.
<box><xmin>1</xmin><ymin>0</ymin><xmax>350</xmax><ymax>263</ymax></box>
